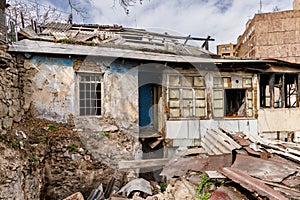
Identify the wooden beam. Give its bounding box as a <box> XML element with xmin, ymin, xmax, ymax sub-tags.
<box><xmin>118</xmin><ymin>158</ymin><xmax>169</xmax><ymax>170</ymax></box>
<box><xmin>269</xmin><ymin>74</ymin><xmax>275</xmax><ymax>108</ymax></box>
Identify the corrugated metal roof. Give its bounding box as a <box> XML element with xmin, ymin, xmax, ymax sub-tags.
<box><xmin>201</xmin><ymin>129</ymin><xmax>241</xmax><ymax>155</ymax></box>
<box><xmin>17</xmin><ymin>22</ymin><xmax>214</xmax><ymax>57</ymax></box>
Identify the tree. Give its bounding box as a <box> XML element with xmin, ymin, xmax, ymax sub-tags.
<box><xmin>6</xmin><ymin>0</ymin><xmax>66</xmax><ymax>28</ymax></box>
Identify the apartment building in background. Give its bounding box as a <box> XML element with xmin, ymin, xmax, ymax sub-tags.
<box><xmin>217</xmin><ymin>43</ymin><xmax>236</xmax><ymax>57</ymax></box>
<box><xmin>218</xmin><ymin>0</ymin><xmax>300</xmax><ymax>63</ymax></box>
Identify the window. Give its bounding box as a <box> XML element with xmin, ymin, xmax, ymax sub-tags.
<box><xmin>213</xmin><ymin>76</ymin><xmax>253</xmax><ymax>118</ymax></box>
<box><xmin>221</xmin><ymin>46</ymin><xmax>230</xmax><ymax>51</ymax></box>
<box><xmin>260</xmin><ymin>73</ymin><xmax>299</xmax><ymax>108</ymax></box>
<box><xmin>168</xmin><ymin>74</ymin><xmax>206</xmax><ymax>118</ymax></box>
<box><xmin>78</xmin><ymin>73</ymin><xmax>102</xmax><ymax>116</ymax></box>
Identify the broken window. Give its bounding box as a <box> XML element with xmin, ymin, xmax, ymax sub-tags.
<box><xmin>168</xmin><ymin>74</ymin><xmax>206</xmax><ymax>118</ymax></box>
<box><xmin>260</xmin><ymin>73</ymin><xmax>299</xmax><ymax>108</ymax></box>
<box><xmin>213</xmin><ymin>76</ymin><xmax>253</xmax><ymax>118</ymax></box>
<box><xmin>78</xmin><ymin>73</ymin><xmax>102</xmax><ymax>116</ymax></box>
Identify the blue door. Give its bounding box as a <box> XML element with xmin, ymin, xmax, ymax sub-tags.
<box><xmin>139</xmin><ymin>84</ymin><xmax>153</xmax><ymax>127</ymax></box>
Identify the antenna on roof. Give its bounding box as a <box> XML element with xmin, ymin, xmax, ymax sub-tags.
<box><xmin>259</xmin><ymin>0</ymin><xmax>262</xmax><ymax>13</ymax></box>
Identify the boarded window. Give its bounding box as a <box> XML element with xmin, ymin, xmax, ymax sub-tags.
<box><xmin>168</xmin><ymin>74</ymin><xmax>206</xmax><ymax>118</ymax></box>
<box><xmin>78</xmin><ymin>73</ymin><xmax>102</xmax><ymax>116</ymax></box>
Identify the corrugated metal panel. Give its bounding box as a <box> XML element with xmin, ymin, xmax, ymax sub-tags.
<box><xmin>220</xmin><ymin>167</ymin><xmax>288</xmax><ymax>200</ymax></box>
<box><xmin>201</xmin><ymin>129</ymin><xmax>241</xmax><ymax>155</ymax></box>
<box><xmin>52</xmin><ymin>32</ymin><xmax>68</xmax><ymax>40</ymax></box>
<box><xmin>232</xmin><ymin>154</ymin><xmax>298</xmax><ymax>183</ymax></box>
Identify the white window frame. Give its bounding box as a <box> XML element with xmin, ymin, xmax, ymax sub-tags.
<box><xmin>77</xmin><ymin>72</ymin><xmax>103</xmax><ymax>117</ymax></box>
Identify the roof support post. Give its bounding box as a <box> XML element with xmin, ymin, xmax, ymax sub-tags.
<box><xmin>269</xmin><ymin>74</ymin><xmax>275</xmax><ymax>108</ymax></box>
<box><xmin>281</xmin><ymin>74</ymin><xmax>285</xmax><ymax>108</ymax></box>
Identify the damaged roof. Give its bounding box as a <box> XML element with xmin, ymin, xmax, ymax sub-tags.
<box><xmin>9</xmin><ymin>22</ymin><xmax>300</xmax><ymax>68</ymax></box>
<box><xmin>14</xmin><ymin>22</ymin><xmax>214</xmax><ymax>58</ymax></box>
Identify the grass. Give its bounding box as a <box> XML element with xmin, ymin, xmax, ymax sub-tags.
<box><xmin>195</xmin><ymin>173</ymin><xmax>215</xmax><ymax>200</ymax></box>
<box><xmin>69</xmin><ymin>143</ymin><xmax>78</xmax><ymax>153</ymax></box>
<box><xmin>48</xmin><ymin>124</ymin><xmax>57</xmax><ymax>131</ymax></box>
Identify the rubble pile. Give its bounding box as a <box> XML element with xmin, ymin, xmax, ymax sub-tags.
<box><xmin>0</xmin><ymin>116</ymin><xmax>136</xmax><ymax>199</ymax></box>
<box><xmin>64</xmin><ymin>128</ymin><xmax>300</xmax><ymax>200</ymax></box>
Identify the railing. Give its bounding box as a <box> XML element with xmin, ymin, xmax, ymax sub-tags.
<box><xmin>0</xmin><ymin>9</ymin><xmax>17</xmax><ymax>43</ymax></box>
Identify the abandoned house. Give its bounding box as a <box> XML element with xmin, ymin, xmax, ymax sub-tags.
<box><xmin>8</xmin><ymin>22</ymin><xmax>300</xmax><ymax>159</ymax></box>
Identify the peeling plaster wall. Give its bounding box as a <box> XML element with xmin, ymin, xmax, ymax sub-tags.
<box><xmin>25</xmin><ymin>56</ymin><xmax>75</xmax><ymax>123</ymax></box>
<box><xmin>25</xmin><ymin>55</ymin><xmax>139</xmax><ymax>135</ymax></box>
<box><xmin>258</xmin><ymin>108</ymin><xmax>300</xmax><ymax>133</ymax></box>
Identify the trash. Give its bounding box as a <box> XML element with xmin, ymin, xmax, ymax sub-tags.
<box><xmin>63</xmin><ymin>192</ymin><xmax>85</xmax><ymax>200</ymax></box>
<box><xmin>118</xmin><ymin>178</ymin><xmax>152</xmax><ymax>197</ymax></box>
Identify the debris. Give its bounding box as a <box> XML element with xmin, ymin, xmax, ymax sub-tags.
<box><xmin>63</xmin><ymin>192</ymin><xmax>85</xmax><ymax>200</ymax></box>
<box><xmin>161</xmin><ymin>153</ymin><xmax>232</xmax><ymax>177</ymax></box>
<box><xmin>220</xmin><ymin>167</ymin><xmax>288</xmax><ymax>200</ymax></box>
<box><xmin>118</xmin><ymin>158</ymin><xmax>169</xmax><ymax>170</ymax></box>
<box><xmin>210</xmin><ymin>190</ymin><xmax>232</xmax><ymax>200</ymax></box>
<box><xmin>205</xmin><ymin>171</ymin><xmax>226</xmax><ymax>179</ymax></box>
<box><xmin>231</xmin><ymin>154</ymin><xmax>298</xmax><ymax>183</ymax></box>
<box><xmin>87</xmin><ymin>183</ymin><xmax>104</xmax><ymax>200</ymax></box>
<box><xmin>201</xmin><ymin>129</ymin><xmax>241</xmax><ymax>155</ymax></box>
<box><xmin>118</xmin><ymin>178</ymin><xmax>152</xmax><ymax>197</ymax></box>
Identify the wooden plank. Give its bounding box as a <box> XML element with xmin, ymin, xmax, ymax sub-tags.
<box><xmin>118</xmin><ymin>158</ymin><xmax>170</xmax><ymax>170</ymax></box>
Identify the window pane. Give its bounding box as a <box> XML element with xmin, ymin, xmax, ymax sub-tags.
<box><xmin>182</xmin><ymin>89</ymin><xmax>193</xmax><ymax>97</ymax></box>
<box><xmin>213</xmin><ymin>77</ymin><xmax>223</xmax><ymax>88</ymax></box>
<box><xmin>195</xmin><ymin>89</ymin><xmax>205</xmax><ymax>98</ymax></box>
<box><xmin>80</xmin><ymin>100</ymin><xmax>85</xmax><ymax>107</ymax></box>
<box><xmin>182</xmin><ymin>76</ymin><xmax>193</xmax><ymax>87</ymax></box>
<box><xmin>214</xmin><ymin>99</ymin><xmax>223</xmax><ymax>108</ymax></box>
<box><xmin>79</xmin><ymin>92</ymin><xmax>85</xmax><ymax>100</ymax></box>
<box><xmin>183</xmin><ymin>100</ymin><xmax>193</xmax><ymax>108</ymax></box>
<box><xmin>169</xmin><ymin>100</ymin><xmax>180</xmax><ymax>107</ymax></box>
<box><xmin>248</xmin><ymin>100</ymin><xmax>253</xmax><ymax>108</ymax></box>
<box><xmin>194</xmin><ymin>76</ymin><xmax>205</xmax><ymax>87</ymax></box>
<box><xmin>196</xmin><ymin>99</ymin><xmax>205</xmax><ymax>107</ymax></box>
<box><xmin>79</xmin><ymin>83</ymin><xmax>85</xmax><ymax>90</ymax></box>
<box><xmin>214</xmin><ymin>109</ymin><xmax>223</xmax><ymax>117</ymax></box>
<box><xmin>169</xmin><ymin>108</ymin><xmax>180</xmax><ymax>118</ymax></box>
<box><xmin>169</xmin><ymin>75</ymin><xmax>180</xmax><ymax>86</ymax></box>
<box><xmin>195</xmin><ymin>108</ymin><xmax>205</xmax><ymax>117</ymax></box>
<box><xmin>248</xmin><ymin>109</ymin><xmax>253</xmax><ymax>117</ymax></box>
<box><xmin>182</xmin><ymin>108</ymin><xmax>193</xmax><ymax>117</ymax></box>
<box><xmin>243</xmin><ymin>78</ymin><xmax>252</xmax><ymax>88</ymax></box>
<box><xmin>80</xmin><ymin>108</ymin><xmax>85</xmax><ymax>116</ymax></box>
<box><xmin>214</xmin><ymin>90</ymin><xmax>223</xmax><ymax>99</ymax></box>
<box><xmin>169</xmin><ymin>89</ymin><xmax>180</xmax><ymax>99</ymax></box>
<box><xmin>86</xmin><ymin>92</ymin><xmax>90</xmax><ymax>98</ymax></box>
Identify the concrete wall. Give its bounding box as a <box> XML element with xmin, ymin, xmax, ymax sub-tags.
<box><xmin>258</xmin><ymin>108</ymin><xmax>300</xmax><ymax>132</ymax></box>
<box><xmin>24</xmin><ymin>55</ymin><xmax>139</xmax><ymax>135</ymax></box>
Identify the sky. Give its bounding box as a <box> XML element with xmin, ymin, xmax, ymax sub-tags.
<box><xmin>25</xmin><ymin>0</ymin><xmax>293</xmax><ymax>53</ymax></box>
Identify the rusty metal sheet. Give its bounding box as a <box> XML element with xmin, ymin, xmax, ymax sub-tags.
<box><xmin>161</xmin><ymin>153</ymin><xmax>232</xmax><ymax>177</ymax></box>
<box><xmin>220</xmin><ymin>167</ymin><xmax>288</xmax><ymax>200</ymax></box>
<box><xmin>282</xmin><ymin>175</ymin><xmax>300</xmax><ymax>188</ymax></box>
<box><xmin>231</xmin><ymin>135</ymin><xmax>251</xmax><ymax>147</ymax></box>
<box><xmin>232</xmin><ymin>154</ymin><xmax>298</xmax><ymax>183</ymax></box>
<box><xmin>273</xmin><ymin>187</ymin><xmax>300</xmax><ymax>199</ymax></box>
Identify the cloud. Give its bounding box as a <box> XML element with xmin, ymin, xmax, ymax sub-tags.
<box><xmin>47</xmin><ymin>0</ymin><xmax>293</xmax><ymax>52</ymax></box>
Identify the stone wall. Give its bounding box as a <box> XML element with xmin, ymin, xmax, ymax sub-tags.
<box><xmin>0</xmin><ymin>42</ymin><xmax>23</xmax><ymax>131</ymax></box>
<box><xmin>0</xmin><ymin>43</ymin><xmax>137</xmax><ymax>199</ymax></box>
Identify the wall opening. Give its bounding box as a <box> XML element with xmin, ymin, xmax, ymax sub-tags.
<box><xmin>225</xmin><ymin>89</ymin><xmax>246</xmax><ymax>117</ymax></box>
